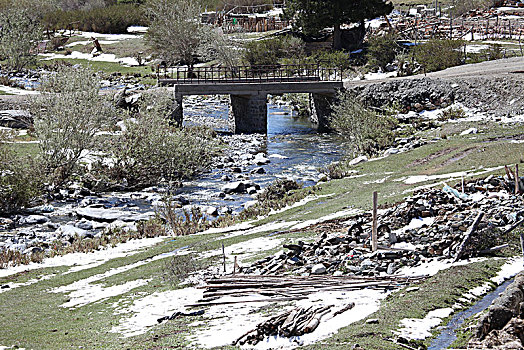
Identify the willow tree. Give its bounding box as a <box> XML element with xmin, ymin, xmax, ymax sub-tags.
<box><xmin>146</xmin><ymin>0</ymin><xmax>209</xmax><ymax>74</ymax></box>
<box><xmin>285</xmin><ymin>0</ymin><xmax>393</xmax><ymax>50</ymax></box>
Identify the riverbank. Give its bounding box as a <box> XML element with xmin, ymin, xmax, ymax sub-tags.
<box><xmin>1</xmin><ymin>58</ymin><xmax>524</xmax><ymax>349</ymax></box>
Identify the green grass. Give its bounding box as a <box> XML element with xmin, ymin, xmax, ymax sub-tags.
<box><xmin>1</xmin><ymin>105</ymin><xmax>524</xmax><ymax>348</ymax></box>
<box><xmin>38</xmin><ymin>57</ymin><xmax>155</xmax><ymax>80</ymax></box>
<box><xmin>254</xmin><ymin>121</ymin><xmax>524</xmax><ymax>226</ymax></box>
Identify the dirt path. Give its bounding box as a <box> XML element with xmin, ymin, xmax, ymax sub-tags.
<box><xmin>344</xmin><ymin>56</ymin><xmax>524</xmax><ymax>87</ymax></box>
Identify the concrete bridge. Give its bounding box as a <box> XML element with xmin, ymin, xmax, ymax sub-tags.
<box><xmin>158</xmin><ymin>64</ymin><xmax>343</xmax><ymax>134</ymax></box>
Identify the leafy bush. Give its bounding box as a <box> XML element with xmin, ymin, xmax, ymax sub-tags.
<box><xmin>366</xmin><ymin>33</ymin><xmax>400</xmax><ymax>72</ymax></box>
<box><xmin>313</xmin><ymin>50</ymin><xmax>351</xmax><ymax>71</ymax></box>
<box><xmin>257</xmin><ymin>179</ymin><xmax>301</xmax><ymax>202</ymax></box>
<box><xmin>146</xmin><ymin>0</ymin><xmax>213</xmax><ymax>70</ymax></box>
<box><xmin>0</xmin><ymin>8</ymin><xmax>42</xmax><ymax>71</ymax></box>
<box><xmin>329</xmin><ymin>92</ymin><xmax>398</xmax><ymax>155</ymax></box>
<box><xmin>0</xmin><ymin>131</ymin><xmax>43</xmax><ymax>214</ymax></box>
<box><xmin>243</xmin><ymin>35</ymin><xmax>305</xmax><ymax>68</ymax></box>
<box><xmin>437</xmin><ymin>106</ymin><xmax>466</xmax><ymax>121</ymax></box>
<box><xmin>32</xmin><ymin>66</ymin><xmax>115</xmax><ymax>184</ymax></box>
<box><xmin>102</xmin><ymin>90</ymin><xmax>218</xmax><ymax>189</ymax></box>
<box><xmin>415</xmin><ymin>39</ymin><xmax>465</xmax><ymax>73</ymax></box>
<box><xmin>42</xmin><ymin>3</ymin><xmax>146</xmax><ymax>34</ymax></box>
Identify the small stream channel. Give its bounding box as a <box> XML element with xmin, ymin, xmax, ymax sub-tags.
<box><xmin>428</xmin><ymin>278</ymin><xmax>514</xmax><ymax>350</ymax></box>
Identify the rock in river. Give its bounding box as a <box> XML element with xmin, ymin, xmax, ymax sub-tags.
<box><xmin>76</xmin><ymin>208</ymin><xmax>155</xmax><ymax>222</ymax></box>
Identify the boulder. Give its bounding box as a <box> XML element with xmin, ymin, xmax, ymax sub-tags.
<box><xmin>349</xmin><ymin>155</ymin><xmax>368</xmax><ymax>166</ymax></box>
<box><xmin>311</xmin><ymin>263</ymin><xmax>327</xmax><ymax>274</ymax></box>
<box><xmin>76</xmin><ymin>208</ymin><xmax>154</xmax><ymax>222</ymax></box>
<box><xmin>0</xmin><ymin>110</ymin><xmax>32</xmax><ymax>128</ymax></box>
<box><xmin>221</xmin><ymin>181</ymin><xmax>255</xmax><ymax>194</ymax></box>
<box><xmin>19</xmin><ymin>215</ymin><xmax>49</xmax><ymax>225</ymax></box>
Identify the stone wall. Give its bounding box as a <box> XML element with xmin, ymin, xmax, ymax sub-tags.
<box><xmin>229</xmin><ymin>93</ymin><xmax>268</xmax><ymax>134</ymax></box>
<box><xmin>309</xmin><ymin>93</ymin><xmax>335</xmax><ymax>132</ymax></box>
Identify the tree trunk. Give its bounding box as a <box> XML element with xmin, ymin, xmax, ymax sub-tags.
<box><xmin>333</xmin><ymin>23</ymin><xmax>342</xmax><ymax>50</ymax></box>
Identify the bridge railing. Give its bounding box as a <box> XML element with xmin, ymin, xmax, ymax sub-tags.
<box><xmin>156</xmin><ymin>64</ymin><xmax>342</xmax><ymax>84</ymax></box>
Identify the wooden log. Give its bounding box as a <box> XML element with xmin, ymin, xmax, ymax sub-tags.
<box><xmin>186</xmin><ymin>296</ymin><xmax>307</xmax><ymax>307</ymax></box>
<box><xmin>478</xmin><ymin>244</ymin><xmax>509</xmax><ymax>255</ymax></box>
<box><xmin>303</xmin><ymin>306</ymin><xmax>332</xmax><ymax>333</ymax></box>
<box><xmin>503</xmin><ymin>218</ymin><xmax>524</xmax><ymax>235</ymax></box>
<box><xmin>516</xmin><ymin>164</ymin><xmax>520</xmax><ymax>194</ymax></box>
<box><xmin>372</xmin><ymin>191</ymin><xmax>378</xmax><ymax>252</ymax></box>
<box><xmin>454</xmin><ymin>211</ymin><xmax>485</xmax><ymax>262</ymax></box>
<box><xmin>332</xmin><ymin>302</ymin><xmax>355</xmax><ymax>317</ymax></box>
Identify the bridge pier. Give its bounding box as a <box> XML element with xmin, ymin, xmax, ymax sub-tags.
<box><xmin>310</xmin><ymin>93</ymin><xmax>335</xmax><ymax>132</ymax></box>
<box><xmin>171</xmin><ymin>94</ymin><xmax>183</xmax><ymax>127</ymax></box>
<box><xmin>229</xmin><ymin>93</ymin><xmax>268</xmax><ymax>134</ymax></box>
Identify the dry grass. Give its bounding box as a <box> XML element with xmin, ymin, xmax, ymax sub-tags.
<box><xmin>0</xmin><ymin>219</ymin><xmax>166</xmax><ymax>269</ymax></box>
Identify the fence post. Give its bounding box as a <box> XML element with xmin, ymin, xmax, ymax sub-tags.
<box><xmin>372</xmin><ymin>191</ymin><xmax>378</xmax><ymax>252</ymax></box>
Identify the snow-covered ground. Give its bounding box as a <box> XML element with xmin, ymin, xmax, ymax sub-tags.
<box><xmin>39</xmin><ymin>51</ymin><xmax>140</xmax><ymax>66</ymax></box>
<box><xmin>0</xmin><ymin>85</ymin><xmax>39</xmax><ymax>95</ymax></box>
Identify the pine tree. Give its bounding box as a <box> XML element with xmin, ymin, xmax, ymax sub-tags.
<box><xmin>285</xmin><ymin>0</ymin><xmax>393</xmax><ymax>50</ymax></box>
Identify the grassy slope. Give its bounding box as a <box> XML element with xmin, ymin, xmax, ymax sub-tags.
<box><xmin>1</xmin><ymin>119</ymin><xmax>524</xmax><ymax>348</ymax></box>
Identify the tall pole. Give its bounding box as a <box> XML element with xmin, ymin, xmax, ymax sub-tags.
<box><xmin>372</xmin><ymin>192</ymin><xmax>378</xmax><ymax>252</ymax></box>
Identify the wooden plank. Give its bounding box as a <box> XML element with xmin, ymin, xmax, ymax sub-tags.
<box><xmin>453</xmin><ymin>211</ymin><xmax>485</xmax><ymax>262</ymax></box>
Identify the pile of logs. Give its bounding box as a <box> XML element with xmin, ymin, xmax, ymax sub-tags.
<box><xmin>188</xmin><ymin>275</ymin><xmax>426</xmax><ymax>307</ymax></box>
<box><xmin>233</xmin><ymin>304</ymin><xmax>338</xmax><ymax>346</ymax></box>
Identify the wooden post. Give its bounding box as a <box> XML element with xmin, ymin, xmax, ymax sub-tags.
<box><xmin>222</xmin><ymin>243</ymin><xmax>226</xmax><ymax>273</ymax></box>
<box><xmin>233</xmin><ymin>256</ymin><xmax>238</xmax><ymax>275</ymax></box>
<box><xmin>515</xmin><ymin>164</ymin><xmax>520</xmax><ymax>194</ymax></box>
<box><xmin>520</xmin><ymin>233</ymin><xmax>524</xmax><ymax>266</ymax></box>
<box><xmin>372</xmin><ymin>192</ymin><xmax>378</xmax><ymax>252</ymax></box>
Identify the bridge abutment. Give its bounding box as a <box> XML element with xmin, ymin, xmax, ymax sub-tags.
<box><xmin>310</xmin><ymin>93</ymin><xmax>335</xmax><ymax>132</ymax></box>
<box><xmin>229</xmin><ymin>93</ymin><xmax>268</xmax><ymax>134</ymax></box>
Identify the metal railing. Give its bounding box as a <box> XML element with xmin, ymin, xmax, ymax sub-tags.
<box><xmin>157</xmin><ymin>64</ymin><xmax>343</xmax><ymax>84</ymax></box>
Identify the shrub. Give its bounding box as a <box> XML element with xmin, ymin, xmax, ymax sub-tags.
<box><xmin>452</xmin><ymin>0</ymin><xmax>502</xmax><ymax>15</ymax></box>
<box><xmin>415</xmin><ymin>39</ymin><xmax>465</xmax><ymax>73</ymax></box>
<box><xmin>313</xmin><ymin>50</ymin><xmax>351</xmax><ymax>71</ymax></box>
<box><xmin>32</xmin><ymin>66</ymin><xmax>115</xmax><ymax>185</ymax></box>
<box><xmin>42</xmin><ymin>3</ymin><xmax>146</xmax><ymax>34</ymax></box>
<box><xmin>257</xmin><ymin>179</ymin><xmax>301</xmax><ymax>202</ymax></box>
<box><xmin>329</xmin><ymin>92</ymin><xmax>398</xmax><ymax>155</ymax></box>
<box><xmin>0</xmin><ymin>131</ymin><xmax>43</xmax><ymax>214</ymax></box>
<box><xmin>0</xmin><ymin>8</ymin><xmax>42</xmax><ymax>71</ymax></box>
<box><xmin>437</xmin><ymin>106</ymin><xmax>466</xmax><ymax>121</ymax></box>
<box><xmin>243</xmin><ymin>35</ymin><xmax>305</xmax><ymax>68</ymax></box>
<box><xmin>103</xmin><ymin>90</ymin><xmax>218</xmax><ymax>189</ymax></box>
<box><xmin>366</xmin><ymin>33</ymin><xmax>400</xmax><ymax>72</ymax></box>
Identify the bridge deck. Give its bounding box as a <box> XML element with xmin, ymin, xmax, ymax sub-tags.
<box><xmin>171</xmin><ymin>81</ymin><xmax>343</xmax><ymax>96</ymax></box>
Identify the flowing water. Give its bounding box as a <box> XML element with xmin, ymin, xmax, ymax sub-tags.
<box><xmin>428</xmin><ymin>278</ymin><xmax>514</xmax><ymax>350</ymax></box>
<box><xmin>175</xmin><ymin>97</ymin><xmax>347</xmax><ymax>215</ymax></box>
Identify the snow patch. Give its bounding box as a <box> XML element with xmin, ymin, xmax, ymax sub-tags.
<box><xmin>111</xmin><ymin>288</ymin><xmax>203</xmax><ymax>338</ymax></box>
<box><xmin>0</xmin><ymin>237</ymin><xmax>165</xmax><ymax>278</ymax></box>
<box><xmin>396</xmin><ymin>308</ymin><xmax>454</xmax><ymax>340</ymax></box>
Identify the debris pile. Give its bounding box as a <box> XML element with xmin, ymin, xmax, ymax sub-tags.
<box><xmin>193</xmin><ymin>275</ymin><xmax>425</xmax><ymax>346</ymax></box>
<box><xmin>195</xmin><ymin>275</ymin><xmax>424</xmax><ymax>306</ymax></box>
<box><xmin>244</xmin><ymin>174</ymin><xmax>524</xmax><ymax>277</ymax></box>
<box><xmin>233</xmin><ymin>305</ymin><xmax>334</xmax><ymax>346</ymax></box>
